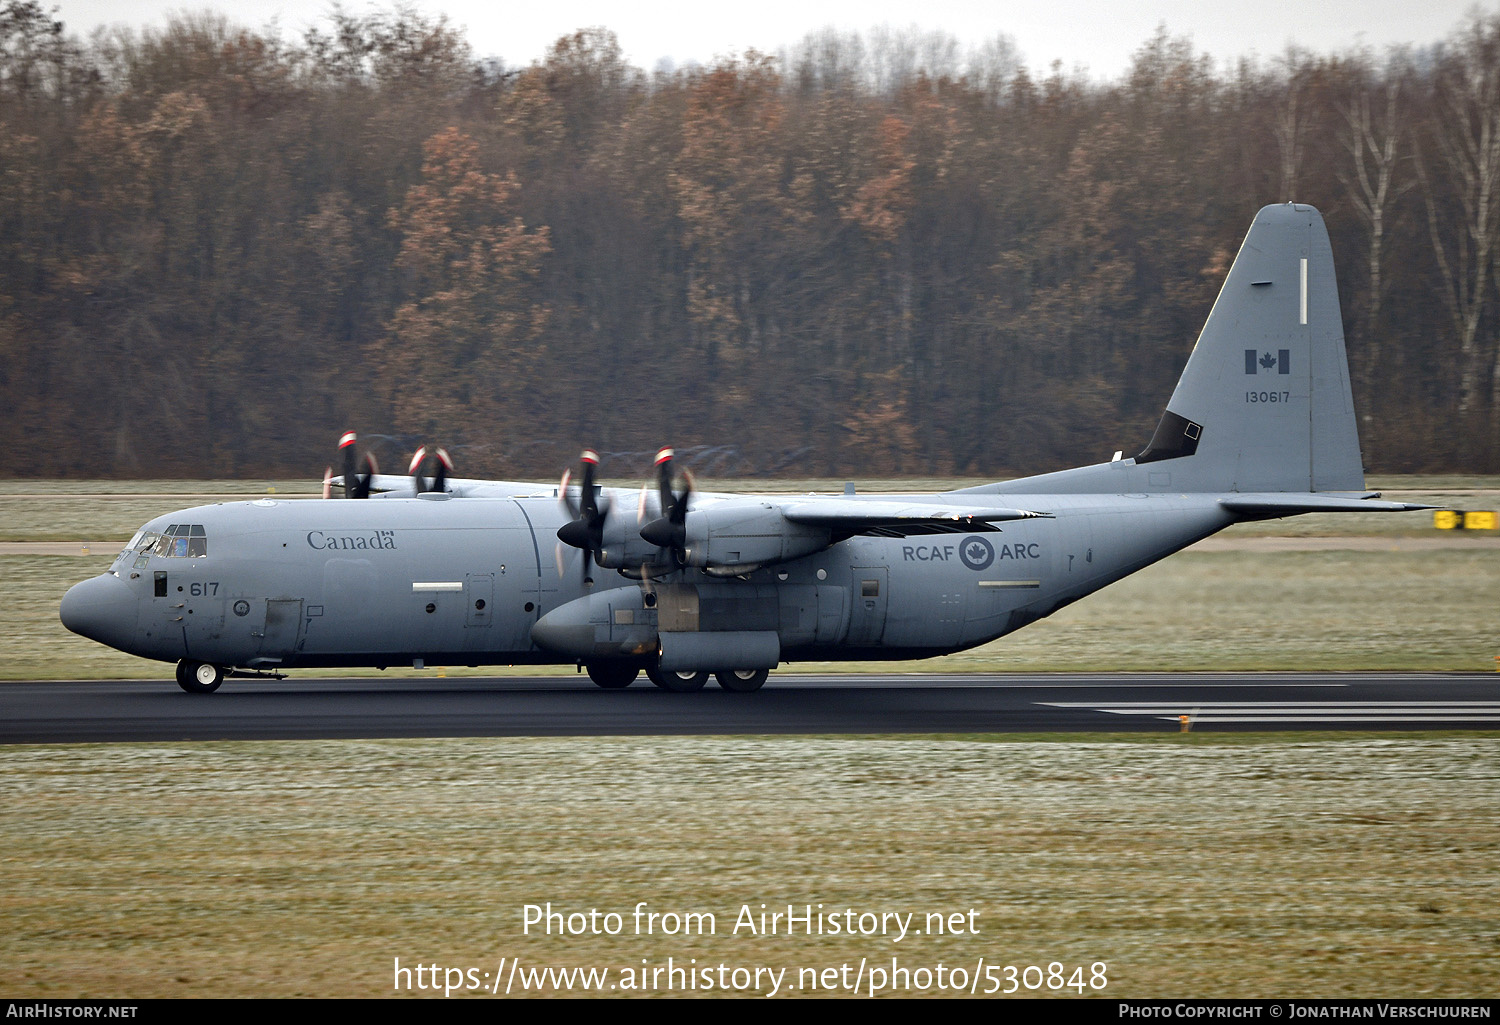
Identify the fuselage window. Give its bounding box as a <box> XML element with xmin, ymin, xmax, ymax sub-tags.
<box><xmin>150</xmin><ymin>527</ymin><xmax>179</xmax><ymax>557</ymax></box>
<box><xmin>150</xmin><ymin>524</ymin><xmax>208</xmax><ymax>558</ymax></box>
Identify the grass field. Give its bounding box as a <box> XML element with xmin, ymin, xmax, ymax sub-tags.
<box><xmin>2</xmin><ymin>734</ymin><xmax>1495</xmax><ymax>998</ymax></box>
<box><xmin>6</xmin><ymin>479</ymin><xmax>1497</xmax><ymax>1001</ymax></box>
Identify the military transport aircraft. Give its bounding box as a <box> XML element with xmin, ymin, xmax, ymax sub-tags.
<box><xmin>60</xmin><ymin>203</ymin><xmax>1429</xmax><ymax>693</ymax></box>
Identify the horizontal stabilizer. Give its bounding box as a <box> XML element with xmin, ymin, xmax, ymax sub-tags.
<box><xmin>1219</xmin><ymin>494</ymin><xmax>1437</xmax><ymax>517</ymax></box>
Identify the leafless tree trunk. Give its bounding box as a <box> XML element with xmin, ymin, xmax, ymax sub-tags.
<box><xmin>1414</xmin><ymin>19</ymin><xmax>1500</xmax><ymax>447</ymax></box>
<box><xmin>1337</xmin><ymin>60</ymin><xmax>1411</xmax><ymax>411</ymax></box>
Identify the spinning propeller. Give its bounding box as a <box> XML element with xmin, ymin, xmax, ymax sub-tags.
<box><xmin>328</xmin><ymin>431</ymin><xmax>378</xmax><ymax>499</ymax></box>
<box><xmin>556</xmin><ymin>449</ymin><xmax>609</xmax><ymax>584</ymax></box>
<box><xmin>408</xmin><ymin>445</ymin><xmax>453</xmax><ymax>494</ymax></box>
<box><xmin>639</xmin><ymin>446</ymin><xmax>693</xmax><ymax>567</ymax></box>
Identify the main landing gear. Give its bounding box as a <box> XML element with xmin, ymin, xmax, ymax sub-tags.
<box><xmin>175</xmin><ymin>660</ymin><xmax>225</xmax><ymax>694</ymax></box>
<box><xmin>583</xmin><ymin>663</ymin><xmax>769</xmax><ymax>692</ymax></box>
<box><xmin>641</xmin><ymin>666</ymin><xmax>769</xmax><ymax>693</ymax></box>
<box><xmin>714</xmin><ymin>668</ymin><xmax>769</xmax><ymax>693</ymax></box>
<box><xmin>646</xmin><ymin>667</ymin><xmax>709</xmax><ymax>692</ymax></box>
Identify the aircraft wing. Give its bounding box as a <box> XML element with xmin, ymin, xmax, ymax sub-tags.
<box><xmin>330</xmin><ymin>473</ymin><xmax>554</xmax><ymax>498</ymax></box>
<box><xmin>780</xmin><ymin>499</ymin><xmax>1051</xmax><ymax>538</ymax></box>
<box><xmin>1218</xmin><ymin>493</ymin><xmax>1437</xmax><ymax>517</ymax></box>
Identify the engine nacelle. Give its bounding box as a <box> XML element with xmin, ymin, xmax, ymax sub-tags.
<box><xmin>594</xmin><ymin>521</ymin><xmax>662</xmax><ymax>570</ymax></box>
<box><xmin>676</xmin><ymin>500</ymin><xmax>830</xmax><ymax>570</ymax></box>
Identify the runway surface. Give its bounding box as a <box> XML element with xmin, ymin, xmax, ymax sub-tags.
<box><xmin>2</xmin><ymin>673</ymin><xmax>1497</xmax><ymax>743</ymax></box>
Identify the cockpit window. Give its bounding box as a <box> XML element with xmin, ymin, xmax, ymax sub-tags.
<box><xmin>148</xmin><ymin>524</ymin><xmax>209</xmax><ymax>558</ymax></box>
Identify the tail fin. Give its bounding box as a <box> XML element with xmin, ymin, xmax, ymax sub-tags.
<box><xmin>1135</xmin><ymin>202</ymin><xmax>1364</xmax><ymax>493</ymax></box>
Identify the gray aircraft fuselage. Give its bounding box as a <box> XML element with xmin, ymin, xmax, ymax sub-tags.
<box><xmin>64</xmin><ymin>487</ymin><xmax>1229</xmax><ymax>672</ymax></box>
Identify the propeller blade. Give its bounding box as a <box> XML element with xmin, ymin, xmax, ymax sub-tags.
<box><xmin>408</xmin><ymin>445</ymin><xmax>453</xmax><ymax>494</ymax></box>
<box><xmin>642</xmin><ymin>445</ymin><xmax>690</xmax><ymax>563</ymax></box>
<box><xmin>655</xmin><ymin>446</ymin><xmax>674</xmax><ymax>521</ymax></box>
<box><xmin>352</xmin><ymin>451</ymin><xmax>378</xmax><ymax>499</ymax></box>
<box><xmin>557</xmin><ymin>449</ymin><xmax>608</xmax><ymax>586</ymax></box>
<box><xmin>341</xmin><ymin>432</ymin><xmax>358</xmax><ymax>499</ymax></box>
<box><xmin>674</xmin><ymin>469</ymin><xmax>694</xmax><ymax>525</ymax></box>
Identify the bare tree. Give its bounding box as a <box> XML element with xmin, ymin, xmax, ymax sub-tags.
<box><xmin>1414</xmin><ymin>11</ymin><xmax>1500</xmax><ymax>452</ymax></box>
<box><xmin>1335</xmin><ymin>52</ymin><xmax>1413</xmax><ymax>408</ymax></box>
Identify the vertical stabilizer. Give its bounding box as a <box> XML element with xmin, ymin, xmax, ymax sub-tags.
<box><xmin>1136</xmin><ymin>202</ymin><xmax>1364</xmax><ymax>493</ymax></box>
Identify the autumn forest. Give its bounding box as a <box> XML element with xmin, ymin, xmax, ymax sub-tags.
<box><xmin>4</xmin><ymin>3</ymin><xmax>1500</xmax><ymax>479</ymax></box>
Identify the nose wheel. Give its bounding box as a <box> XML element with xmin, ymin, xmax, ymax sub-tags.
<box><xmin>176</xmin><ymin>660</ymin><xmax>225</xmax><ymax>694</ymax></box>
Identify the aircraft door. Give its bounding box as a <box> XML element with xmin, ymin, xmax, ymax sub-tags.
<box><xmin>466</xmin><ymin>574</ymin><xmax>493</xmax><ymax>628</ymax></box>
<box><xmin>847</xmin><ymin>567</ymin><xmax>888</xmax><ymax>647</ymax></box>
<box><xmin>258</xmin><ymin>598</ymin><xmax>304</xmax><ymax>661</ymax></box>
<box><xmin>183</xmin><ymin>599</ymin><xmax>226</xmax><ymax>659</ymax></box>
<box><xmin>479</xmin><ymin>544</ymin><xmax>535</xmax><ymax>653</ymax></box>
<box><xmin>461</xmin><ymin>573</ymin><xmax>496</xmax><ymax>654</ymax></box>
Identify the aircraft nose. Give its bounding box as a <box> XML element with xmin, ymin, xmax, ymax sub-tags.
<box><xmin>60</xmin><ymin>574</ymin><xmax>139</xmax><ymax>651</ymax></box>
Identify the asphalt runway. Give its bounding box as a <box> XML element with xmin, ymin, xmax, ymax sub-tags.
<box><xmin>2</xmin><ymin>673</ymin><xmax>1497</xmax><ymax>743</ymax></box>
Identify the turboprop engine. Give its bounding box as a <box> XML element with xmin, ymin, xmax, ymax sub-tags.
<box><xmin>640</xmin><ymin>499</ymin><xmax>830</xmax><ymax>574</ymax></box>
